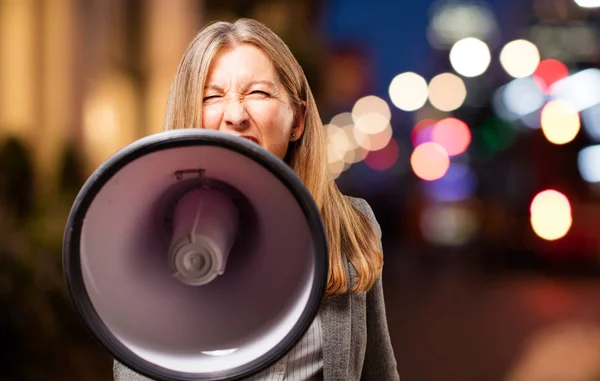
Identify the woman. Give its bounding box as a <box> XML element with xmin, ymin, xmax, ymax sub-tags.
<box><xmin>115</xmin><ymin>18</ymin><xmax>399</xmax><ymax>381</ymax></box>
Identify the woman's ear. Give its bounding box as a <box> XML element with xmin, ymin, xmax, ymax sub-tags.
<box><xmin>289</xmin><ymin>101</ymin><xmax>307</xmax><ymax>142</ymax></box>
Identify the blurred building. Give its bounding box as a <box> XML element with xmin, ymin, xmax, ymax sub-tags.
<box><xmin>0</xmin><ymin>0</ymin><xmax>325</xmax><ymax>195</ymax></box>
<box><xmin>0</xmin><ymin>0</ymin><xmax>207</xmax><ymax>188</ymax></box>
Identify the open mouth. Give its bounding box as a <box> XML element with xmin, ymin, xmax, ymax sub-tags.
<box><xmin>240</xmin><ymin>136</ymin><xmax>260</xmax><ymax>145</ymax></box>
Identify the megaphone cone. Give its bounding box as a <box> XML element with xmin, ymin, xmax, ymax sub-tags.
<box><xmin>63</xmin><ymin>129</ymin><xmax>328</xmax><ymax>380</ymax></box>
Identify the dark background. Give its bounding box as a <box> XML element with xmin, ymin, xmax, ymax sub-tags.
<box><xmin>1</xmin><ymin>0</ymin><xmax>600</xmax><ymax>380</ymax></box>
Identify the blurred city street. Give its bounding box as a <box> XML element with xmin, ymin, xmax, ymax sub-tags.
<box><xmin>386</xmin><ymin>258</ymin><xmax>600</xmax><ymax>381</ymax></box>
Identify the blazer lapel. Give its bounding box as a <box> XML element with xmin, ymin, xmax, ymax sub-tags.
<box><xmin>320</xmin><ymin>260</ymin><xmax>353</xmax><ymax>381</ymax></box>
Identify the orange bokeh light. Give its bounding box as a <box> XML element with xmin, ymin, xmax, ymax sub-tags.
<box><xmin>530</xmin><ymin>189</ymin><xmax>572</xmax><ymax>241</ymax></box>
<box><xmin>540</xmin><ymin>99</ymin><xmax>580</xmax><ymax>145</ymax></box>
<box><xmin>410</xmin><ymin>142</ymin><xmax>450</xmax><ymax>181</ymax></box>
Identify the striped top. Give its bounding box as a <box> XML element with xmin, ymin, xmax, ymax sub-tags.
<box><xmin>112</xmin><ymin>314</ymin><xmax>324</xmax><ymax>381</ymax></box>
<box><xmin>242</xmin><ymin>313</ymin><xmax>324</xmax><ymax>381</ymax></box>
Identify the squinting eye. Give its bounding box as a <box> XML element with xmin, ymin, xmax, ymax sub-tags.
<box><xmin>203</xmin><ymin>95</ymin><xmax>221</xmax><ymax>101</ymax></box>
<box><xmin>250</xmin><ymin>90</ymin><xmax>270</xmax><ymax>96</ymax></box>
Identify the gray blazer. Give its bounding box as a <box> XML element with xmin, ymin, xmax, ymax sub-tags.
<box><xmin>114</xmin><ymin>197</ymin><xmax>399</xmax><ymax>381</ymax></box>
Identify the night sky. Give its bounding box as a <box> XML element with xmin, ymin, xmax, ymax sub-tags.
<box><xmin>319</xmin><ymin>0</ymin><xmax>534</xmax><ymax>98</ymax></box>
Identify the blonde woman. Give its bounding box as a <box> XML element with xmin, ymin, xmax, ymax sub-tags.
<box><xmin>115</xmin><ymin>18</ymin><xmax>399</xmax><ymax>381</ymax></box>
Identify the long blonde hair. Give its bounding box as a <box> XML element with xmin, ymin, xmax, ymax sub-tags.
<box><xmin>164</xmin><ymin>18</ymin><xmax>382</xmax><ymax>296</ymax></box>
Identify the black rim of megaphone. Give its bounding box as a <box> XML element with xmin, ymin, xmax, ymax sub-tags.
<box><xmin>62</xmin><ymin>129</ymin><xmax>329</xmax><ymax>381</ymax></box>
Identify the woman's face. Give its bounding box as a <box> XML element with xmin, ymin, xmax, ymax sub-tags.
<box><xmin>201</xmin><ymin>44</ymin><xmax>304</xmax><ymax>160</ymax></box>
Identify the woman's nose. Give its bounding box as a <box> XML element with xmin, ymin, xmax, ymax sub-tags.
<box><xmin>222</xmin><ymin>98</ymin><xmax>249</xmax><ymax>130</ymax></box>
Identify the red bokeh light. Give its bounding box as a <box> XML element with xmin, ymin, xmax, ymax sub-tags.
<box><xmin>533</xmin><ymin>59</ymin><xmax>569</xmax><ymax>94</ymax></box>
<box><xmin>364</xmin><ymin>138</ymin><xmax>399</xmax><ymax>171</ymax></box>
<box><xmin>411</xmin><ymin>118</ymin><xmax>437</xmax><ymax>146</ymax></box>
<box><xmin>431</xmin><ymin>118</ymin><xmax>471</xmax><ymax>156</ymax></box>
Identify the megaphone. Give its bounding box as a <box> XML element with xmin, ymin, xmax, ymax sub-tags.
<box><xmin>62</xmin><ymin>129</ymin><xmax>328</xmax><ymax>380</ymax></box>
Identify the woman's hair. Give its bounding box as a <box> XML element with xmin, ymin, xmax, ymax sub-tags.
<box><xmin>164</xmin><ymin>18</ymin><xmax>383</xmax><ymax>296</ymax></box>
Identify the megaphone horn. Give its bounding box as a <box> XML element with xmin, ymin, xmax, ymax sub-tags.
<box><xmin>63</xmin><ymin>129</ymin><xmax>328</xmax><ymax>380</ymax></box>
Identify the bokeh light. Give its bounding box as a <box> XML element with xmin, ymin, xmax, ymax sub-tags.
<box><xmin>364</xmin><ymin>138</ymin><xmax>399</xmax><ymax>171</ymax></box>
<box><xmin>325</xmin><ymin>100</ymin><xmax>398</xmax><ymax>174</ymax></box>
<box><xmin>422</xmin><ymin>163</ymin><xmax>477</xmax><ymax>202</ymax></box>
<box><xmin>428</xmin><ymin>73</ymin><xmax>467</xmax><ymax>112</ymax></box>
<box><xmin>431</xmin><ymin>118</ymin><xmax>471</xmax><ymax>156</ymax></box>
<box><xmin>427</xmin><ymin>2</ymin><xmax>499</xmax><ymax>48</ymax></box>
<box><xmin>326</xmin><ymin>124</ymin><xmax>350</xmax><ymax>162</ymax></box>
<box><xmin>449</xmin><ymin>37</ymin><xmax>491</xmax><ymax>77</ymax></box>
<box><xmin>582</xmin><ymin>103</ymin><xmax>600</xmax><ymax>141</ymax></box>
<box><xmin>83</xmin><ymin>99</ymin><xmax>119</xmax><ymax>151</ymax></box>
<box><xmin>573</xmin><ymin>0</ymin><xmax>600</xmax><ymax>8</ymax></box>
<box><xmin>502</xmin><ymin>76</ymin><xmax>547</xmax><ymax>121</ymax></box>
<box><xmin>411</xmin><ymin>119</ymin><xmax>437</xmax><ymax>146</ymax></box>
<box><xmin>351</xmin><ymin>95</ymin><xmax>391</xmax><ymax>135</ymax></box>
<box><xmin>388</xmin><ymin>72</ymin><xmax>429</xmax><ymax>111</ymax></box>
<box><xmin>353</xmin><ymin>123</ymin><xmax>393</xmax><ymax>152</ymax></box>
<box><xmin>353</xmin><ymin>112</ymin><xmax>390</xmax><ymax>136</ymax></box>
<box><xmin>540</xmin><ymin>99</ymin><xmax>580</xmax><ymax>145</ymax></box>
<box><xmin>479</xmin><ymin>116</ymin><xmax>518</xmax><ymax>153</ymax></box>
<box><xmin>352</xmin><ymin>95</ymin><xmax>391</xmax><ymax>121</ymax></box>
<box><xmin>327</xmin><ymin>113</ymin><xmax>356</xmax><ymax>173</ymax></box>
<box><xmin>83</xmin><ymin>73</ymin><xmax>138</xmax><ymax>167</ymax></box>
<box><xmin>533</xmin><ymin>59</ymin><xmax>569</xmax><ymax>94</ymax></box>
<box><xmin>410</xmin><ymin>142</ymin><xmax>450</xmax><ymax>181</ymax></box>
<box><xmin>499</xmin><ymin>39</ymin><xmax>540</xmax><ymax>78</ymax></box>
<box><xmin>530</xmin><ymin>190</ymin><xmax>572</xmax><ymax>241</ymax></box>
<box><xmin>325</xmin><ymin>123</ymin><xmax>354</xmax><ymax>179</ymax></box>
<box><xmin>341</xmin><ymin>125</ymin><xmax>366</xmax><ymax>164</ymax></box>
<box><xmin>550</xmin><ymin>68</ymin><xmax>600</xmax><ymax>112</ymax></box>
<box><xmin>329</xmin><ymin>112</ymin><xmax>353</xmax><ymax>128</ymax></box>
<box><xmin>577</xmin><ymin>145</ymin><xmax>600</xmax><ymax>183</ymax></box>
<box><xmin>420</xmin><ymin>204</ymin><xmax>478</xmax><ymax>246</ymax></box>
